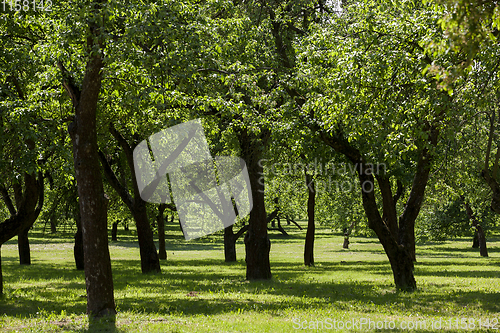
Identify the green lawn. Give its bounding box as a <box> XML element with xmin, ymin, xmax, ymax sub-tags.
<box><xmin>0</xmin><ymin>222</ymin><xmax>499</xmax><ymax>332</ymax></box>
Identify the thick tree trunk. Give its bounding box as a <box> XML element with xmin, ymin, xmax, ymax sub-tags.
<box><xmin>18</xmin><ymin>226</ymin><xmax>31</xmax><ymax>265</ymax></box>
<box><xmin>304</xmin><ymin>171</ymin><xmax>315</xmax><ymax>266</ymax></box>
<box><xmin>387</xmin><ymin>244</ymin><xmax>417</xmax><ymax>291</ymax></box>
<box><xmin>240</xmin><ymin>129</ymin><xmax>271</xmax><ymax>280</ymax></box>
<box><xmin>157</xmin><ymin>205</ymin><xmax>167</xmax><ymax>260</ymax></box>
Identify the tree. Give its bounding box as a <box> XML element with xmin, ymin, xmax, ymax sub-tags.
<box><xmin>0</xmin><ymin>172</ymin><xmax>44</xmax><ymax>294</ymax></box>
<box><xmin>57</xmin><ymin>0</ymin><xmax>116</xmax><ymax>317</ymax></box>
<box><xmin>98</xmin><ymin>124</ymin><xmax>161</xmax><ymax>273</ymax></box>
<box><xmin>293</xmin><ymin>1</ymin><xmax>461</xmax><ymax>291</ymax></box>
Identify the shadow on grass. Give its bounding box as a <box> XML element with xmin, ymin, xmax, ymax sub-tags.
<box><xmin>1</xmin><ymin>253</ymin><xmax>499</xmax><ymax>323</ymax></box>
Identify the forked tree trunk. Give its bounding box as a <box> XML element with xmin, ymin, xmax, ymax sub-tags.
<box><xmin>304</xmin><ymin>171</ymin><xmax>315</xmax><ymax>266</ymax></box>
<box><xmin>240</xmin><ymin>129</ymin><xmax>271</xmax><ymax>280</ymax></box>
<box><xmin>157</xmin><ymin>205</ymin><xmax>167</xmax><ymax>260</ymax></box>
<box><xmin>320</xmin><ymin>124</ymin><xmax>438</xmax><ymax>292</ymax></box>
<box><xmin>18</xmin><ymin>226</ymin><xmax>31</xmax><ymax>265</ymax></box>
<box><xmin>224</xmin><ymin>224</ymin><xmax>248</xmax><ymax>262</ymax></box>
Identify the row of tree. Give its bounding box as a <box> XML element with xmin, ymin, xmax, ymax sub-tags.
<box><xmin>1</xmin><ymin>0</ymin><xmax>499</xmax><ymax>319</ymax></box>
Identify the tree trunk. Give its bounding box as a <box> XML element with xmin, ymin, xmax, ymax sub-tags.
<box><xmin>111</xmin><ymin>222</ymin><xmax>118</xmax><ymax>241</ymax></box>
<box><xmin>59</xmin><ymin>11</ymin><xmax>116</xmax><ymax>314</ymax></box>
<box><xmin>157</xmin><ymin>205</ymin><xmax>167</xmax><ymax>260</ymax></box>
<box><xmin>224</xmin><ymin>225</ymin><xmax>237</xmax><ymax>262</ymax></box>
<box><xmin>386</xmin><ymin>243</ymin><xmax>417</xmax><ymax>291</ymax></box>
<box><xmin>0</xmin><ymin>246</ymin><xmax>3</xmax><ymax>295</ymax></box>
<box><xmin>462</xmin><ymin>198</ymin><xmax>488</xmax><ymax>257</ymax></box>
<box><xmin>50</xmin><ymin>220</ymin><xmax>57</xmax><ymax>233</ymax></box>
<box><xmin>98</xmin><ymin>125</ymin><xmax>161</xmax><ymax>274</ymax></box>
<box><xmin>225</xmin><ymin>223</ymin><xmax>249</xmax><ymax>262</ymax></box>
<box><xmin>73</xmin><ymin>198</ymin><xmax>84</xmax><ymax>270</ymax></box>
<box><xmin>133</xmin><ymin>204</ymin><xmax>161</xmax><ymax>273</ymax></box>
<box><xmin>17</xmin><ymin>226</ymin><xmax>31</xmax><ymax>265</ymax></box>
<box><xmin>0</xmin><ymin>172</ymin><xmax>44</xmax><ymax>295</ymax></box>
<box><xmin>304</xmin><ymin>171</ymin><xmax>315</xmax><ymax>266</ymax></box>
<box><xmin>240</xmin><ymin>129</ymin><xmax>271</xmax><ymax>280</ymax></box>
<box><xmin>320</xmin><ymin>124</ymin><xmax>438</xmax><ymax>291</ymax></box>
<box><xmin>472</xmin><ymin>231</ymin><xmax>479</xmax><ymax>248</ymax></box>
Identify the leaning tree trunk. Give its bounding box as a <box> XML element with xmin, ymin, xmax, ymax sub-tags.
<box><xmin>133</xmin><ymin>203</ymin><xmax>161</xmax><ymax>273</ymax></box>
<box><xmin>240</xmin><ymin>129</ymin><xmax>271</xmax><ymax>280</ymax></box>
<box><xmin>0</xmin><ymin>172</ymin><xmax>44</xmax><ymax>294</ymax></box>
<box><xmin>98</xmin><ymin>124</ymin><xmax>161</xmax><ymax>274</ymax></box>
<box><xmin>157</xmin><ymin>204</ymin><xmax>167</xmax><ymax>260</ymax></box>
<box><xmin>304</xmin><ymin>171</ymin><xmax>315</xmax><ymax>266</ymax></box>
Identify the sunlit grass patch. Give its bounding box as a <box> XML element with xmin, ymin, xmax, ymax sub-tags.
<box><xmin>0</xmin><ymin>224</ymin><xmax>499</xmax><ymax>332</ymax></box>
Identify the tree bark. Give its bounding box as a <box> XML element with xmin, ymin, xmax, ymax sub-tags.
<box><xmin>157</xmin><ymin>205</ymin><xmax>167</xmax><ymax>260</ymax></box>
<box><xmin>74</xmin><ymin>206</ymin><xmax>84</xmax><ymax>270</ymax></box>
<box><xmin>304</xmin><ymin>171</ymin><xmax>315</xmax><ymax>266</ymax></box>
<box><xmin>240</xmin><ymin>129</ymin><xmax>272</xmax><ymax>280</ymax></box>
<box><xmin>59</xmin><ymin>6</ymin><xmax>116</xmax><ymax>314</ymax></box>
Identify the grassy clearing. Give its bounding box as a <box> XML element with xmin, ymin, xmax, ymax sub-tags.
<box><xmin>0</xmin><ymin>222</ymin><xmax>499</xmax><ymax>332</ymax></box>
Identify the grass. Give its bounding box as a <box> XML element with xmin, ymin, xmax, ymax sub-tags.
<box><xmin>0</xmin><ymin>222</ymin><xmax>499</xmax><ymax>332</ymax></box>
